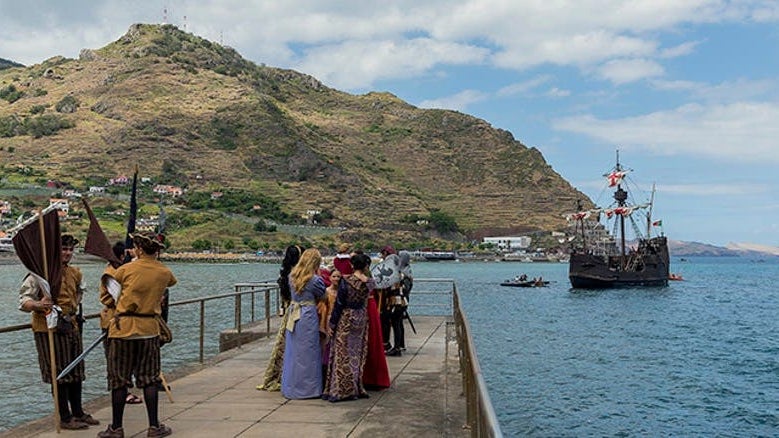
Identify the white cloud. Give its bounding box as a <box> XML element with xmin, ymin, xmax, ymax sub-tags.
<box><xmin>546</xmin><ymin>87</ymin><xmax>571</xmax><ymax>97</ymax></box>
<box><xmin>596</xmin><ymin>58</ymin><xmax>665</xmax><ymax>84</ymax></box>
<box><xmin>3</xmin><ymin>0</ymin><xmax>775</xmax><ymax>88</ymax></box>
<box><xmin>659</xmin><ymin>183</ymin><xmax>768</xmax><ymax>196</ymax></box>
<box><xmin>294</xmin><ymin>38</ymin><xmax>489</xmax><ymax>90</ymax></box>
<box><xmin>553</xmin><ymin>101</ymin><xmax>779</xmax><ymax>163</ymax></box>
<box><xmin>497</xmin><ymin>76</ymin><xmax>551</xmax><ymax>97</ymax></box>
<box><xmin>418</xmin><ymin>89</ymin><xmax>489</xmax><ymax>111</ymax></box>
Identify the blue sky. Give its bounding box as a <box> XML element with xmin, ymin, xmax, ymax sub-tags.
<box><xmin>1</xmin><ymin>0</ymin><xmax>777</xmax><ymax>248</ymax></box>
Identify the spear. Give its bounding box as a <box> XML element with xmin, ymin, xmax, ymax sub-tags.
<box><xmin>123</xmin><ymin>165</ymin><xmax>139</xmax><ymax>263</ymax></box>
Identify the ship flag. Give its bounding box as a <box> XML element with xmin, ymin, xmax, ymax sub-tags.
<box><xmin>606</xmin><ymin>170</ymin><xmax>628</xmax><ymax>187</ymax></box>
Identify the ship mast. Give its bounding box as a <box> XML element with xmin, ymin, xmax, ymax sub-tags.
<box><xmin>646</xmin><ymin>183</ymin><xmax>655</xmax><ymax>237</ymax></box>
<box><xmin>614</xmin><ymin>150</ymin><xmax>628</xmax><ymax>268</ymax></box>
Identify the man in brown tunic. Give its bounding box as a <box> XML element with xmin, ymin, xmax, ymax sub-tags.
<box><xmin>18</xmin><ymin>234</ymin><xmax>100</xmax><ymax>430</ymax></box>
<box><xmin>98</xmin><ymin>232</ymin><xmax>176</xmax><ymax>438</ymax></box>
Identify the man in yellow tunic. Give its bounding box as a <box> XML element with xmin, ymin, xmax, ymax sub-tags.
<box><xmin>18</xmin><ymin>234</ymin><xmax>100</xmax><ymax>430</ymax></box>
<box><xmin>98</xmin><ymin>232</ymin><xmax>176</xmax><ymax>438</ymax></box>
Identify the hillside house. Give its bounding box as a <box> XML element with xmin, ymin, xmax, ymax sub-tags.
<box><xmin>110</xmin><ymin>175</ymin><xmax>129</xmax><ymax>185</ymax></box>
<box><xmin>482</xmin><ymin>236</ymin><xmax>532</xmax><ymax>251</ymax></box>
<box><xmin>153</xmin><ymin>185</ymin><xmax>183</xmax><ymax>197</ymax></box>
<box><xmin>89</xmin><ymin>186</ymin><xmax>106</xmax><ymax>193</ymax></box>
<box><xmin>49</xmin><ymin>198</ymin><xmax>69</xmax><ymax>218</ymax></box>
<box><xmin>0</xmin><ymin>201</ymin><xmax>11</xmax><ymax>216</ymax></box>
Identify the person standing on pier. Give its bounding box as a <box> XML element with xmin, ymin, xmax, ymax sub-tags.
<box><xmin>362</xmin><ymin>248</ymin><xmax>391</xmax><ymax>390</ymax></box>
<box><xmin>333</xmin><ymin>242</ymin><xmax>354</xmax><ymax>275</ymax></box>
<box><xmin>322</xmin><ymin>253</ymin><xmax>373</xmax><ymax>401</ymax></box>
<box><xmin>281</xmin><ymin>248</ymin><xmax>326</xmax><ymax>399</ymax></box>
<box><xmin>256</xmin><ymin>245</ymin><xmax>302</xmax><ymax>391</ymax></box>
<box><xmin>99</xmin><ymin>241</ymin><xmax>143</xmax><ymax>405</ymax></box>
<box><xmin>98</xmin><ymin>232</ymin><xmax>176</xmax><ymax>438</ymax></box>
<box><xmin>19</xmin><ymin>234</ymin><xmax>100</xmax><ymax>430</ymax></box>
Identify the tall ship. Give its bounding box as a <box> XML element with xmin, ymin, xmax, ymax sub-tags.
<box><xmin>567</xmin><ymin>152</ymin><xmax>670</xmax><ymax>288</ymax></box>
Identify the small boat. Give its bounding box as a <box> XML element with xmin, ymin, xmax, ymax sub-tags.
<box><xmin>668</xmin><ymin>273</ymin><xmax>684</xmax><ymax>281</ymax></box>
<box><xmin>566</xmin><ymin>151</ymin><xmax>670</xmax><ymax>289</ymax></box>
<box><xmin>421</xmin><ymin>251</ymin><xmax>457</xmax><ymax>261</ymax></box>
<box><xmin>0</xmin><ymin>236</ymin><xmax>14</xmax><ymax>253</ymax></box>
<box><xmin>500</xmin><ymin>279</ymin><xmax>550</xmax><ymax>287</ymax></box>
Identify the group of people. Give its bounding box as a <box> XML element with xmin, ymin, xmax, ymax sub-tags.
<box><xmin>18</xmin><ymin>235</ymin><xmax>413</xmax><ymax>437</ymax></box>
<box><xmin>258</xmin><ymin>243</ymin><xmax>413</xmax><ymax>402</ymax></box>
<box><xmin>18</xmin><ymin>232</ymin><xmax>175</xmax><ymax>438</ymax></box>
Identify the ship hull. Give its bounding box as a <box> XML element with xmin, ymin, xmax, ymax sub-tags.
<box><xmin>568</xmin><ymin>237</ymin><xmax>670</xmax><ymax>289</ymax></box>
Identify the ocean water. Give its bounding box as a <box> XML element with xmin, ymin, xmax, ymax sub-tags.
<box><xmin>1</xmin><ymin>257</ymin><xmax>778</xmax><ymax>436</ymax></box>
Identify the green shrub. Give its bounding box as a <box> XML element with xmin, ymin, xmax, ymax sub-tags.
<box><xmin>55</xmin><ymin>95</ymin><xmax>78</xmax><ymax>113</ymax></box>
<box><xmin>0</xmin><ymin>85</ymin><xmax>24</xmax><ymax>103</ymax></box>
<box><xmin>23</xmin><ymin>114</ymin><xmax>74</xmax><ymax>138</ymax></box>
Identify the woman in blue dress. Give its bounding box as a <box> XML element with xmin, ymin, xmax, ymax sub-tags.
<box><xmin>281</xmin><ymin>248</ymin><xmax>326</xmax><ymax>399</ymax></box>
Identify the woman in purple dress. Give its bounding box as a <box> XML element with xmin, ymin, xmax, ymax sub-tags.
<box><xmin>322</xmin><ymin>253</ymin><xmax>374</xmax><ymax>402</ymax></box>
<box><xmin>281</xmin><ymin>248</ymin><xmax>326</xmax><ymax>399</ymax></box>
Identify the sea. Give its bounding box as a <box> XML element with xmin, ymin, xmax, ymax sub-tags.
<box><xmin>0</xmin><ymin>256</ymin><xmax>777</xmax><ymax>437</ymax></box>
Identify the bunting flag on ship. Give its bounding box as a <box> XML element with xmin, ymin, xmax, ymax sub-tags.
<box><xmin>82</xmin><ymin>198</ymin><xmax>122</xmax><ymax>268</ymax></box>
<box><xmin>652</xmin><ymin>220</ymin><xmax>663</xmax><ymax>227</ymax></box>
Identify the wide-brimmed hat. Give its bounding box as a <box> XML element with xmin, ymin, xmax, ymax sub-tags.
<box><xmin>61</xmin><ymin>234</ymin><xmax>79</xmax><ymax>247</ymax></box>
<box><xmin>129</xmin><ymin>232</ymin><xmax>166</xmax><ymax>249</ymax></box>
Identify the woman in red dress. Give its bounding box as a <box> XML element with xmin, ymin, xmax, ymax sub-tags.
<box><xmin>362</xmin><ymin>274</ymin><xmax>390</xmax><ymax>389</ymax></box>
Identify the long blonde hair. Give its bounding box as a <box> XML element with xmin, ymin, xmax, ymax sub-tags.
<box><xmin>290</xmin><ymin>248</ymin><xmax>322</xmax><ymax>293</ymax></box>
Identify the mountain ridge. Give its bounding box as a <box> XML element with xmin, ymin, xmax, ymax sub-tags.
<box><xmin>1</xmin><ymin>23</ymin><xmax>591</xmax><ymax>248</ymax></box>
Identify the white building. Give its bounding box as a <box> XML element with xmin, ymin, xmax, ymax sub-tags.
<box><xmin>482</xmin><ymin>236</ymin><xmax>532</xmax><ymax>251</ymax></box>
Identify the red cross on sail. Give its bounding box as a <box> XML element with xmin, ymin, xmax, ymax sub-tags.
<box><xmin>607</xmin><ymin>171</ymin><xmax>627</xmax><ymax>187</ymax></box>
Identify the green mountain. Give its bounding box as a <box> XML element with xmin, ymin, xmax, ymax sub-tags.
<box><xmin>0</xmin><ymin>24</ymin><xmax>592</xmax><ymax>250</ymax></box>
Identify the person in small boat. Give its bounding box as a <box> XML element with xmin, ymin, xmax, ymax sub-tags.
<box><xmin>535</xmin><ymin>276</ymin><xmax>544</xmax><ymax>286</ymax></box>
<box><xmin>519</xmin><ymin>274</ymin><xmax>527</xmax><ymax>282</ymax></box>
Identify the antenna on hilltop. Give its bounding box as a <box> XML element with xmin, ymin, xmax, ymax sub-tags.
<box><xmin>162</xmin><ymin>6</ymin><xmax>168</xmax><ymax>24</ymax></box>
<box><xmin>219</xmin><ymin>31</ymin><xmax>224</xmax><ymax>45</ymax></box>
<box><xmin>183</xmin><ymin>15</ymin><xmax>187</xmax><ymax>31</ymax></box>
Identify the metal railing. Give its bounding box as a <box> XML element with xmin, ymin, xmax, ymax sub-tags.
<box><xmin>0</xmin><ymin>278</ymin><xmax>503</xmax><ymax>437</ymax></box>
<box><xmin>0</xmin><ymin>281</ymin><xmax>281</xmax><ymax>364</ymax></box>
<box><xmin>416</xmin><ymin>278</ymin><xmax>503</xmax><ymax>437</ymax></box>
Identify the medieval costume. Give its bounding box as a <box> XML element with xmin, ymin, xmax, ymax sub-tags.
<box><xmin>257</xmin><ymin>245</ymin><xmax>302</xmax><ymax>392</ymax></box>
<box><xmin>18</xmin><ymin>234</ymin><xmax>98</xmax><ymax>430</ymax></box>
<box><xmin>322</xmin><ymin>270</ymin><xmax>371</xmax><ymax>401</ymax></box>
<box><xmin>362</xmin><ymin>288</ymin><xmax>391</xmax><ymax>389</ymax></box>
<box><xmin>281</xmin><ymin>273</ymin><xmax>326</xmax><ymax>399</ymax></box>
<box><xmin>99</xmin><ymin>233</ymin><xmax>176</xmax><ymax>438</ymax></box>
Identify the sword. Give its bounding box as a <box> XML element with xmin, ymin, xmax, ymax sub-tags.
<box><xmin>57</xmin><ymin>331</ymin><xmax>107</xmax><ymax>381</ymax></box>
<box><xmin>402</xmin><ymin>308</ymin><xmax>417</xmax><ymax>335</ymax></box>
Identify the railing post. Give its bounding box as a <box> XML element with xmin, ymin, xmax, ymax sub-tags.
<box><xmin>265</xmin><ymin>289</ymin><xmax>271</xmax><ymax>334</ymax></box>
<box><xmin>199</xmin><ymin>300</ymin><xmax>205</xmax><ymax>363</ymax></box>
<box><xmin>251</xmin><ymin>288</ymin><xmax>256</xmax><ymax>322</ymax></box>
<box><xmin>235</xmin><ymin>290</ymin><xmax>242</xmax><ymax>349</ymax></box>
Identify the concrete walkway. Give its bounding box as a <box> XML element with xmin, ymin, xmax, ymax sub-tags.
<box><xmin>5</xmin><ymin>316</ymin><xmax>468</xmax><ymax>438</ymax></box>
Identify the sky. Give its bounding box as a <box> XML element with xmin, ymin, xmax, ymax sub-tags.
<box><xmin>1</xmin><ymin>0</ymin><xmax>778</xmax><ymax>248</ymax></box>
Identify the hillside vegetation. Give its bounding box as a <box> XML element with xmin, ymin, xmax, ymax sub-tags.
<box><xmin>0</xmin><ymin>24</ymin><xmax>592</xmax><ymax>251</ymax></box>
